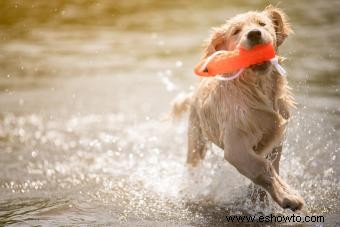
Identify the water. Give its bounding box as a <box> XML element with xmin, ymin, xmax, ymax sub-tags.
<box><xmin>0</xmin><ymin>0</ymin><xmax>339</xmax><ymax>226</ymax></box>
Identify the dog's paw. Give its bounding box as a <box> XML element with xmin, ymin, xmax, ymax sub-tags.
<box><xmin>280</xmin><ymin>193</ymin><xmax>304</xmax><ymax>211</ymax></box>
<box><xmin>270</xmin><ymin>178</ymin><xmax>305</xmax><ymax>211</ymax></box>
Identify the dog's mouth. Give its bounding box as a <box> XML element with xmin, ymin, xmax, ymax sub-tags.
<box><xmin>249</xmin><ymin>61</ymin><xmax>271</xmax><ymax>73</ymax></box>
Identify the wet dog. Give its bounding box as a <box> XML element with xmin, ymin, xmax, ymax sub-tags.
<box><xmin>171</xmin><ymin>5</ymin><xmax>304</xmax><ymax>211</ymax></box>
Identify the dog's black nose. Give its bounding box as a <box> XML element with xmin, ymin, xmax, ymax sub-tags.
<box><xmin>247</xmin><ymin>29</ymin><xmax>262</xmax><ymax>41</ymax></box>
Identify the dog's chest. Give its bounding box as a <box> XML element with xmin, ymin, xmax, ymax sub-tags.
<box><xmin>196</xmin><ymin>78</ymin><xmax>284</xmax><ymax>147</ymax></box>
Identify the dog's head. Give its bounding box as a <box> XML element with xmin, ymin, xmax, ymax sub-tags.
<box><xmin>203</xmin><ymin>5</ymin><xmax>292</xmax><ymax>74</ymax></box>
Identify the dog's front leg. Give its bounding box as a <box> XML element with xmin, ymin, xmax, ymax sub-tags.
<box><xmin>223</xmin><ymin>128</ymin><xmax>304</xmax><ymax>211</ymax></box>
<box><xmin>249</xmin><ymin>145</ymin><xmax>283</xmax><ymax>205</ymax></box>
<box><xmin>270</xmin><ymin>145</ymin><xmax>282</xmax><ymax>175</ymax></box>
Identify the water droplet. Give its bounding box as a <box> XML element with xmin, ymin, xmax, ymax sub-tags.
<box><xmin>165</xmin><ymin>69</ymin><xmax>172</xmax><ymax>76</ymax></box>
<box><xmin>31</xmin><ymin>151</ymin><xmax>38</xmax><ymax>158</ymax></box>
<box><xmin>175</xmin><ymin>61</ymin><xmax>183</xmax><ymax>68</ymax></box>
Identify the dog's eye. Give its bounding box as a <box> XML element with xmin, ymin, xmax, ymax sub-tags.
<box><xmin>258</xmin><ymin>21</ymin><xmax>266</xmax><ymax>26</ymax></box>
<box><xmin>232</xmin><ymin>28</ymin><xmax>241</xmax><ymax>35</ymax></box>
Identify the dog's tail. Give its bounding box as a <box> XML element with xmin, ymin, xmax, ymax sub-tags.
<box><xmin>169</xmin><ymin>92</ymin><xmax>192</xmax><ymax>119</ymax></box>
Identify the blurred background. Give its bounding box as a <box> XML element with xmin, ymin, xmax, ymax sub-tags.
<box><xmin>0</xmin><ymin>0</ymin><xmax>339</xmax><ymax>226</ymax></box>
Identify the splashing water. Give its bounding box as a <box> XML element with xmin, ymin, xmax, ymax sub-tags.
<box><xmin>0</xmin><ymin>103</ymin><xmax>339</xmax><ymax>225</ymax></box>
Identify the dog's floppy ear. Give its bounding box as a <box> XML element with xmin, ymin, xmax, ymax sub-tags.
<box><xmin>265</xmin><ymin>5</ymin><xmax>293</xmax><ymax>47</ymax></box>
<box><xmin>202</xmin><ymin>27</ymin><xmax>227</xmax><ymax>58</ymax></box>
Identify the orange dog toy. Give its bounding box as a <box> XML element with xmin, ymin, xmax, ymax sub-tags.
<box><xmin>194</xmin><ymin>43</ymin><xmax>285</xmax><ymax>80</ymax></box>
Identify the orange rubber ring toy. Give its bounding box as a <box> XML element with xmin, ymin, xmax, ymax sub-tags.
<box><xmin>194</xmin><ymin>43</ymin><xmax>276</xmax><ymax>78</ymax></box>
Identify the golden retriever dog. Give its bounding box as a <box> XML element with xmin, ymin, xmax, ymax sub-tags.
<box><xmin>171</xmin><ymin>5</ymin><xmax>304</xmax><ymax>211</ymax></box>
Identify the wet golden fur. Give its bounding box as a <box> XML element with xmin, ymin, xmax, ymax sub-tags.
<box><xmin>171</xmin><ymin>5</ymin><xmax>304</xmax><ymax>211</ymax></box>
